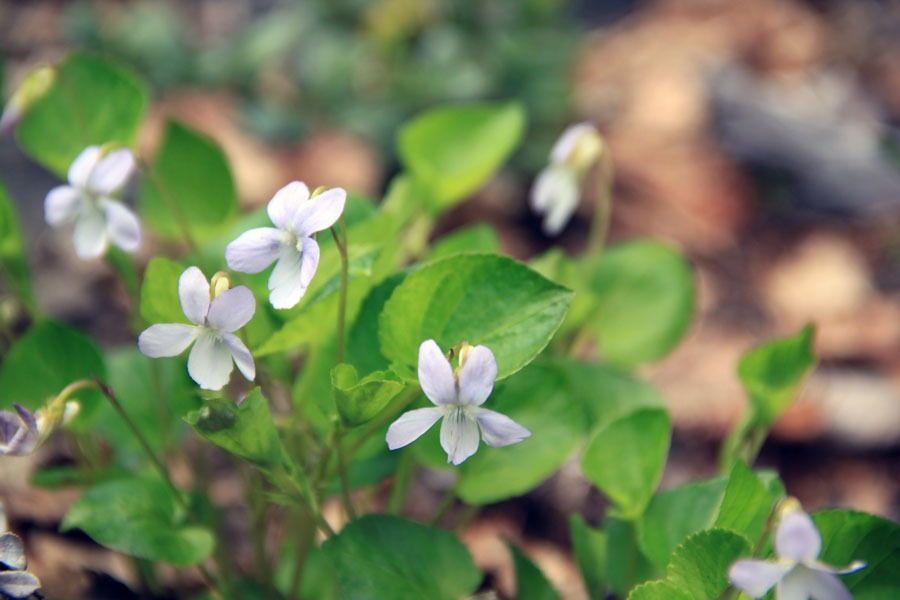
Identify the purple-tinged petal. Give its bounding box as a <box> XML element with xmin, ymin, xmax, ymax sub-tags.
<box><xmin>0</xmin><ymin>570</ymin><xmax>41</xmax><ymax>598</ymax></box>
<box><xmin>804</xmin><ymin>568</ymin><xmax>854</xmax><ymax>600</ymax></box>
<box><xmin>87</xmin><ymin>148</ymin><xmax>135</xmax><ymax>195</ymax></box>
<box><xmin>298</xmin><ymin>236</ymin><xmax>320</xmax><ymax>290</ymax></box>
<box><xmin>268</xmin><ymin>181</ymin><xmax>309</xmax><ymax>230</ymax></box>
<box><xmin>44</xmin><ymin>185</ymin><xmax>81</xmax><ymax>226</ymax></box>
<box><xmin>457</xmin><ymin>344</ymin><xmax>497</xmax><ymax>406</ymax></box>
<box><xmin>292</xmin><ymin>187</ymin><xmax>346</xmax><ymax>237</ymax></box>
<box><xmin>385</xmin><ymin>407</ymin><xmax>443</xmax><ymax>450</ymax></box>
<box><xmin>476</xmin><ymin>408</ymin><xmax>530</xmax><ymax>447</ymax></box>
<box><xmin>268</xmin><ymin>246</ymin><xmax>304</xmax><ymax>310</ymax></box>
<box><xmin>104</xmin><ymin>200</ymin><xmax>141</xmax><ymax>252</ymax></box>
<box><xmin>68</xmin><ymin>146</ymin><xmax>101</xmax><ymax>189</ymax></box>
<box><xmin>728</xmin><ymin>559</ymin><xmax>790</xmax><ymax>598</ymax></box>
<box><xmin>776</xmin><ymin>510</ymin><xmax>822</xmax><ymax>563</ymax></box>
<box><xmin>222</xmin><ymin>332</ymin><xmax>255</xmax><ymax>381</ymax></box>
<box><xmin>0</xmin><ymin>533</ymin><xmax>26</xmax><ymax>571</ymax></box>
<box><xmin>138</xmin><ymin>324</ymin><xmax>199</xmax><ymax>357</ymax></box>
<box><xmin>13</xmin><ymin>404</ymin><xmax>37</xmax><ymax>436</ymax></box>
<box><xmin>187</xmin><ymin>331</ymin><xmax>233</xmax><ymax>390</ymax></box>
<box><xmin>417</xmin><ymin>340</ymin><xmax>456</xmax><ymax>406</ymax></box>
<box><xmin>207</xmin><ymin>286</ymin><xmax>255</xmax><ymax>332</ymax></box>
<box><xmin>777</xmin><ymin>565</ymin><xmax>822</xmax><ymax>600</ymax></box>
<box><xmin>72</xmin><ymin>208</ymin><xmax>109</xmax><ymax>259</ymax></box>
<box><xmin>0</xmin><ymin>408</ymin><xmax>37</xmax><ymax>457</ymax></box>
<box><xmin>809</xmin><ymin>559</ymin><xmax>866</xmax><ymax>575</ymax></box>
<box><xmin>0</xmin><ymin>412</ymin><xmax>20</xmax><ymax>446</ymax></box>
<box><xmin>179</xmin><ymin>266</ymin><xmax>210</xmax><ymax>325</ymax></box>
<box><xmin>440</xmin><ymin>408</ymin><xmax>480</xmax><ymax>465</ymax></box>
<box><xmin>225</xmin><ymin>227</ymin><xmax>283</xmax><ymax>273</ymax></box>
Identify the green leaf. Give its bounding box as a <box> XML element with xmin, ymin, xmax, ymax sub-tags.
<box><xmin>570</xmin><ymin>514</ymin><xmax>607</xmax><ymax>599</ymax></box>
<box><xmin>608</xmin><ymin>517</ymin><xmax>659</xmax><ymax>595</ymax></box>
<box><xmin>427</xmin><ymin>224</ymin><xmax>501</xmax><ymax>261</ymax></box>
<box><xmin>347</xmin><ymin>272</ymin><xmax>406</xmax><ymax>375</ymax></box>
<box><xmin>17</xmin><ymin>52</ymin><xmax>148</xmax><ymax>176</ymax></box>
<box><xmin>275</xmin><ymin>545</ymin><xmax>339</xmax><ymax>600</ymax></box>
<box><xmin>0</xmin><ymin>182</ymin><xmax>34</xmax><ymax>310</ymax></box>
<box><xmin>553</xmin><ymin>358</ymin><xmax>663</xmax><ymax>434</ymax></box>
<box><xmin>185</xmin><ymin>388</ymin><xmax>284</xmax><ymax>469</ymax></box>
<box><xmin>331</xmin><ymin>363</ymin><xmax>406</xmax><ymax>426</ymax></box>
<box><xmin>585</xmin><ymin>240</ymin><xmax>694</xmax><ymax>366</ymax></box>
<box><xmin>398</xmin><ymin>101</ymin><xmax>525</xmax><ymax>209</ymax></box>
<box><xmin>379</xmin><ymin>253</ymin><xmax>573</xmax><ymax>381</ymax></box>
<box><xmin>322</xmin><ymin>514</ymin><xmax>480</xmax><ymax>600</ymax></box>
<box><xmin>61</xmin><ymin>475</ymin><xmax>214</xmax><ymax>566</ymax></box>
<box><xmin>94</xmin><ymin>348</ymin><xmax>199</xmax><ymax>460</ymax></box>
<box><xmin>581</xmin><ymin>408</ymin><xmax>671</xmax><ymax>518</ymax></box>
<box><xmin>814</xmin><ymin>509</ymin><xmax>900</xmax><ymax>598</ymax></box>
<box><xmin>714</xmin><ymin>460</ymin><xmax>777</xmax><ymax>543</ymax></box>
<box><xmin>638</xmin><ymin>477</ymin><xmax>729</xmax><ymax>570</ymax></box>
<box><xmin>0</xmin><ymin>320</ymin><xmax>106</xmax><ymax>424</ymax></box>
<box><xmin>140</xmin><ymin>256</ymin><xmax>187</xmax><ymax>324</ymax></box>
<box><xmin>738</xmin><ymin>325</ymin><xmax>816</xmax><ymax>425</ymax></box>
<box><xmin>666</xmin><ymin>529</ymin><xmax>751</xmax><ymax>600</ymax></box>
<box><xmin>627</xmin><ymin>581</ymin><xmax>692</xmax><ymax>600</ymax></box>
<box><xmin>139</xmin><ymin>120</ymin><xmax>237</xmax><ymax>239</ymax></box>
<box><xmin>510</xmin><ymin>545</ymin><xmax>560</xmax><ymax>600</ymax></box>
<box><xmin>455</xmin><ymin>363</ymin><xmax>582</xmax><ymax>504</ymax></box>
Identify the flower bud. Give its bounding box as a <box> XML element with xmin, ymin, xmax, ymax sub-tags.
<box><xmin>0</xmin><ymin>65</ymin><xmax>56</xmax><ymax>136</ymax></box>
<box><xmin>567</xmin><ymin>127</ymin><xmax>604</xmax><ymax>172</ymax></box>
<box><xmin>210</xmin><ymin>271</ymin><xmax>231</xmax><ymax>298</ymax></box>
<box><xmin>61</xmin><ymin>401</ymin><xmax>80</xmax><ymax>426</ymax></box>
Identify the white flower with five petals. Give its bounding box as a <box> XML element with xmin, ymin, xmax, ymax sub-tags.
<box><xmin>530</xmin><ymin>122</ymin><xmax>603</xmax><ymax>236</ymax></box>
<box><xmin>386</xmin><ymin>340</ymin><xmax>531</xmax><ymax>465</ymax></box>
<box><xmin>138</xmin><ymin>267</ymin><xmax>256</xmax><ymax>391</ymax></box>
<box><xmin>44</xmin><ymin>145</ymin><xmax>141</xmax><ymax>259</ymax></box>
<box><xmin>225</xmin><ymin>182</ymin><xmax>346</xmax><ymax>309</ymax></box>
<box><xmin>728</xmin><ymin>503</ymin><xmax>865</xmax><ymax>600</ymax></box>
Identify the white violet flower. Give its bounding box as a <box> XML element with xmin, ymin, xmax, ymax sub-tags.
<box><xmin>530</xmin><ymin>122</ymin><xmax>603</xmax><ymax>236</ymax></box>
<box><xmin>728</xmin><ymin>502</ymin><xmax>866</xmax><ymax>600</ymax></box>
<box><xmin>386</xmin><ymin>339</ymin><xmax>531</xmax><ymax>465</ymax></box>
<box><xmin>44</xmin><ymin>145</ymin><xmax>141</xmax><ymax>259</ymax></box>
<box><xmin>138</xmin><ymin>267</ymin><xmax>256</xmax><ymax>391</ymax></box>
<box><xmin>225</xmin><ymin>181</ymin><xmax>346</xmax><ymax>309</ymax></box>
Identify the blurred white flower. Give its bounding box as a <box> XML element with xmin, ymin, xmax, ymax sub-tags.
<box><xmin>138</xmin><ymin>267</ymin><xmax>256</xmax><ymax>391</ymax></box>
<box><xmin>225</xmin><ymin>182</ymin><xmax>346</xmax><ymax>309</ymax></box>
<box><xmin>530</xmin><ymin>122</ymin><xmax>603</xmax><ymax>236</ymax></box>
<box><xmin>728</xmin><ymin>502</ymin><xmax>865</xmax><ymax>599</ymax></box>
<box><xmin>44</xmin><ymin>145</ymin><xmax>141</xmax><ymax>259</ymax></box>
<box><xmin>386</xmin><ymin>340</ymin><xmax>531</xmax><ymax>465</ymax></box>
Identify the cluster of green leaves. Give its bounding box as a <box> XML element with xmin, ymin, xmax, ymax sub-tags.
<box><xmin>1</xmin><ymin>49</ymin><xmax>896</xmax><ymax>600</ymax></box>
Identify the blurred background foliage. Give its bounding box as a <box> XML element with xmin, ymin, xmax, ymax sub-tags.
<box><xmin>62</xmin><ymin>0</ymin><xmax>586</xmax><ymax>170</ymax></box>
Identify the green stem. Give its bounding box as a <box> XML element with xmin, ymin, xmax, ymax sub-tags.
<box><xmin>94</xmin><ymin>377</ymin><xmax>234</xmax><ymax>598</ymax></box>
<box><xmin>586</xmin><ymin>150</ymin><xmax>615</xmax><ymax>253</ymax></box>
<box><xmin>288</xmin><ymin>507</ymin><xmax>315</xmax><ymax>600</ymax></box>
<box><xmin>94</xmin><ymin>377</ymin><xmax>194</xmax><ymax>515</ymax></box>
<box><xmin>139</xmin><ymin>159</ymin><xmax>199</xmax><ymax>254</ymax></box>
<box><xmin>334</xmin><ymin>426</ymin><xmax>357</xmax><ymax>521</ymax></box>
<box><xmin>346</xmin><ymin>386</ymin><xmax>420</xmax><ymax>458</ymax></box>
<box><xmin>331</xmin><ymin>216</ymin><xmax>349</xmax><ymax>365</ymax></box>
<box><xmin>242</xmin><ymin>467</ymin><xmax>275</xmax><ymax>599</ymax></box>
<box><xmin>428</xmin><ymin>488</ymin><xmax>456</xmax><ymax>527</ymax></box>
<box><xmin>388</xmin><ymin>450</ymin><xmax>414</xmax><ymax>515</ymax></box>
